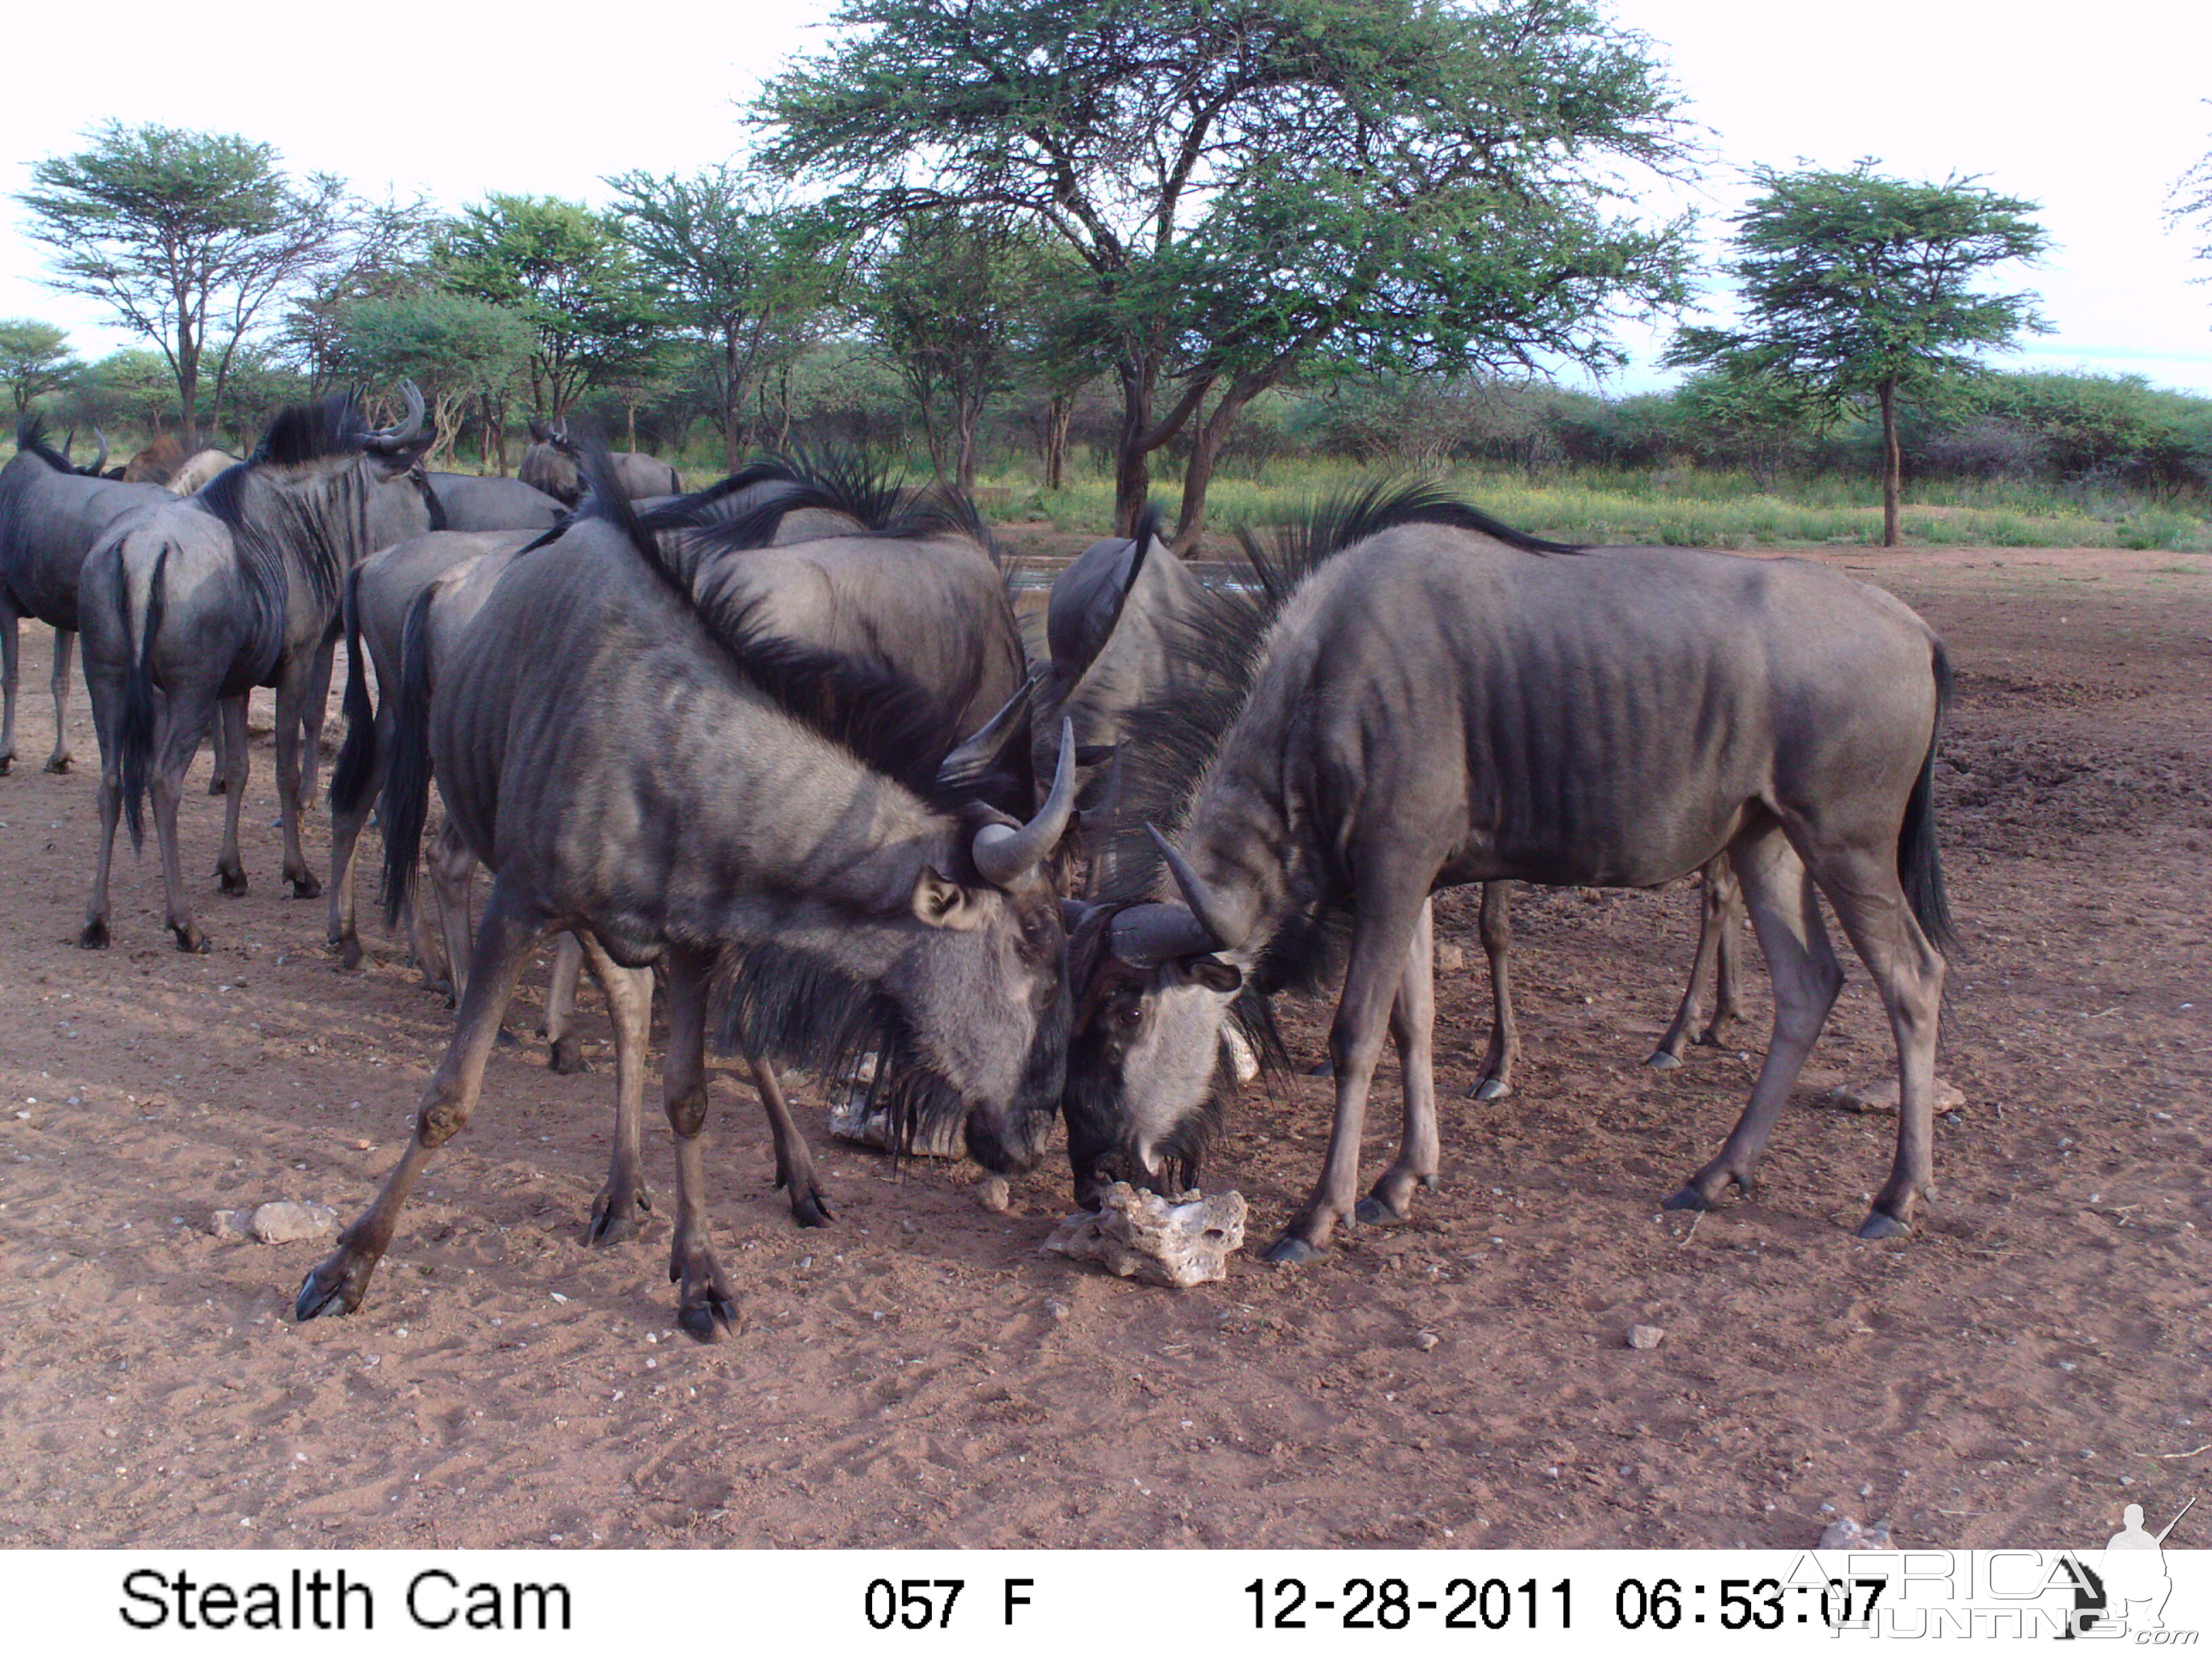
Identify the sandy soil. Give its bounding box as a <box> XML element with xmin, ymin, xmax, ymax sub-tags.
<box><xmin>0</xmin><ymin>544</ymin><xmax>2205</xmax><ymax>1551</ymax></box>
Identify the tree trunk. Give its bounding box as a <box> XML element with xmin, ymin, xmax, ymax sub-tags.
<box><xmin>1044</xmin><ymin>390</ymin><xmax>1073</xmax><ymax>491</ymax></box>
<box><xmin>1879</xmin><ymin>377</ymin><xmax>1902</xmax><ymax>548</ymax></box>
<box><xmin>722</xmin><ymin>334</ymin><xmax>744</xmax><ymax>471</ymax></box>
<box><xmin>1172</xmin><ymin>370</ymin><xmax>1278</xmax><ymax>552</ymax></box>
<box><xmin>176</xmin><ymin>321</ymin><xmax>200</xmax><ymax>451</ymax></box>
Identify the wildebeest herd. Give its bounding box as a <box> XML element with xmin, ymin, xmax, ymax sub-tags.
<box><xmin>0</xmin><ymin>386</ymin><xmax>1956</xmax><ymax>1342</ymax></box>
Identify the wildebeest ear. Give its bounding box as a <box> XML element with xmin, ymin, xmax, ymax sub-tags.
<box><xmin>914</xmin><ymin>867</ymin><xmax>983</xmax><ymax>930</ymax></box>
<box><xmin>527</xmin><ymin>418</ymin><xmax>550</xmax><ymax>443</ymax></box>
<box><xmin>1073</xmin><ymin>743</ymin><xmax>1117</xmax><ymax>768</ymax></box>
<box><xmin>1185</xmin><ymin>957</ymin><xmax>1242</xmax><ymax>994</ymax></box>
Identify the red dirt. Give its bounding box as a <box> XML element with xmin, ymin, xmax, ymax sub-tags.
<box><xmin>0</xmin><ymin>544</ymin><xmax>2205</xmax><ymax>1549</ymax></box>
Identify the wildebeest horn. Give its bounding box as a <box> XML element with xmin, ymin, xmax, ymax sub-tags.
<box><xmin>970</xmin><ymin>716</ymin><xmax>1075</xmax><ymax>888</ymax></box>
<box><xmin>60</xmin><ymin>427</ymin><xmax>76</xmax><ymax>465</ymax></box>
<box><xmin>367</xmin><ymin>381</ymin><xmax>426</xmax><ymax>447</ymax></box>
<box><xmin>935</xmin><ymin>674</ymin><xmax>1036</xmax><ymax>793</ymax></box>
<box><xmin>1147</xmin><ymin>824</ymin><xmax>1250</xmax><ymax>951</ymax></box>
<box><xmin>1108</xmin><ymin>901</ymin><xmax>1223</xmax><ymax>968</ymax></box>
<box><xmin>88</xmin><ymin>426</ymin><xmax>108</xmax><ymax>475</ymax></box>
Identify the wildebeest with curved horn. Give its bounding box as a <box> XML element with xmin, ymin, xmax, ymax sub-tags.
<box><xmin>1059</xmin><ymin>482</ymin><xmax>1954</xmax><ymax>1261</ymax></box>
<box><xmin>0</xmin><ymin>416</ymin><xmax>173</xmax><ymax>776</ymax></box>
<box><xmin>295</xmin><ymin>443</ymin><xmax>1074</xmax><ymax>1340</ymax></box>
<box><xmin>1038</xmin><ymin>504</ymin><xmax>1750</xmax><ymax>1097</ymax></box>
<box><xmin>76</xmin><ymin>386</ymin><xmax>436</xmax><ymax>951</ymax></box>
<box><xmin>518</xmin><ymin>419</ymin><xmax>681</xmax><ymax>507</ymax></box>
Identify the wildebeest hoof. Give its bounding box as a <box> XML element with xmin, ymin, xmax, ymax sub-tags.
<box><xmin>678</xmin><ymin>1292</ymin><xmax>739</xmax><ymax>1343</ymax></box>
<box><xmin>0</xmin><ymin>754</ymin><xmax>11</xmax><ymax>775</ymax></box>
<box><xmin>1263</xmin><ymin>1235</ymin><xmax>1322</xmax><ymax>1267</ymax></box>
<box><xmin>587</xmin><ymin>1196</ymin><xmax>648</xmax><ymax>1247</ymax></box>
<box><xmin>334</xmin><ymin>937</ymin><xmax>363</xmax><ymax>970</ymax></box>
<box><xmin>548</xmin><ymin>1039</ymin><xmax>590</xmax><ymax>1075</ymax></box>
<box><xmin>1645</xmin><ymin>1049</ymin><xmax>1682</xmax><ymax>1070</ymax></box>
<box><xmin>1662</xmin><ymin>1184</ymin><xmax>1714</xmax><ymax>1212</ymax></box>
<box><xmin>1354</xmin><ymin>1195</ymin><xmax>1412</xmax><ymax>1227</ymax></box>
<box><xmin>787</xmin><ymin>1185</ymin><xmax>834</xmax><ymax>1228</ymax></box>
<box><xmin>79</xmin><ymin>919</ymin><xmax>110</xmax><ymax>949</ymax></box>
<box><xmin>217</xmin><ymin>867</ymin><xmax>248</xmax><ymax>897</ymax></box>
<box><xmin>207</xmin><ymin>774</ymin><xmax>226</xmax><ymax>796</ymax></box>
<box><xmin>289</xmin><ymin>875</ymin><xmax>322</xmax><ymax>900</ymax></box>
<box><xmin>1470</xmin><ymin>1076</ymin><xmax>1511</xmax><ymax>1101</ymax></box>
<box><xmin>1305</xmin><ymin>1058</ymin><xmax>1335</xmax><ymax>1078</ymax></box>
<box><xmin>1856</xmin><ymin>1210</ymin><xmax>1910</xmax><ymax>1241</ymax></box>
<box><xmin>293</xmin><ymin>1256</ymin><xmax>370</xmax><ymax>1322</ymax></box>
<box><xmin>43</xmin><ymin>754</ymin><xmax>70</xmax><ymax>774</ymax></box>
<box><xmin>494</xmin><ymin>1025</ymin><xmax>518</xmax><ymax>1050</ymax></box>
<box><xmin>173</xmin><ymin>924</ymin><xmax>211</xmax><ymax>954</ymax></box>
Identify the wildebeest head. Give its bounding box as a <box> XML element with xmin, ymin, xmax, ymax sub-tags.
<box><xmin>520</xmin><ymin>419</ymin><xmax>583</xmax><ymax>506</ymax></box>
<box><xmin>1061</xmin><ymin>830</ymin><xmax>1252</xmax><ymax>1206</ymax></box>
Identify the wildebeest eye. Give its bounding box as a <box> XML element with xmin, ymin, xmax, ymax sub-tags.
<box><xmin>1116</xmin><ymin>1002</ymin><xmax>1145</xmax><ymax>1029</ymax></box>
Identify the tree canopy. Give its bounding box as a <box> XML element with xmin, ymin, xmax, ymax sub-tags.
<box><xmin>758</xmin><ymin>0</ymin><xmax>1695</xmax><ymax>540</ymax></box>
<box><xmin>17</xmin><ymin>122</ymin><xmax>350</xmax><ymax>447</ymax></box>
<box><xmin>1666</xmin><ymin>160</ymin><xmax>2048</xmax><ymax>545</ymax></box>
<box><xmin>0</xmin><ymin>319</ymin><xmax>81</xmax><ymax>416</ymax></box>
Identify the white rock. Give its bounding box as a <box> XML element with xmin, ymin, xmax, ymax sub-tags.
<box><xmin>976</xmin><ymin>1175</ymin><xmax>1012</xmax><ymax>1214</ymax></box>
<box><xmin>1627</xmin><ymin>1324</ymin><xmax>1666</xmax><ymax>1351</ymax></box>
<box><xmin>1820</xmin><ymin>1078</ymin><xmax>1965</xmax><ymax>1115</ymax></box>
<box><xmin>826</xmin><ymin>1083</ymin><xmax>962</xmax><ymax>1157</ymax></box>
<box><xmin>209</xmin><ymin>1209</ymin><xmax>252</xmax><ymax>1240</ymax></box>
<box><xmin>1818</xmin><ymin>1515</ymin><xmax>1893</xmax><ymax>1550</ymax></box>
<box><xmin>1042</xmin><ymin>1183</ymin><xmax>1246</xmax><ymax>1288</ymax></box>
<box><xmin>249</xmin><ymin>1200</ymin><xmax>338</xmax><ymax>1245</ymax></box>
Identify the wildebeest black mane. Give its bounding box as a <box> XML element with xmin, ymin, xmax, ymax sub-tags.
<box><xmin>577</xmin><ymin>437</ymin><xmax>970</xmax><ymax>802</ymax></box>
<box><xmin>12</xmin><ymin>413</ymin><xmax>75</xmax><ymax>474</ymax></box>
<box><xmin>249</xmin><ymin>390</ymin><xmax>365</xmax><ymax>469</ymax></box>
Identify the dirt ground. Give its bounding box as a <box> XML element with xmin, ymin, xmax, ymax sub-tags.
<box><xmin>0</xmin><ymin>543</ymin><xmax>2205</xmax><ymax>1551</ymax></box>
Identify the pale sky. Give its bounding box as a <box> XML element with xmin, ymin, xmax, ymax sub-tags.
<box><xmin>2</xmin><ymin>0</ymin><xmax>2208</xmax><ymax>395</ymax></box>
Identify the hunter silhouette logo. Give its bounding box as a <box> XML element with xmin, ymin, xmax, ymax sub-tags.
<box><xmin>2059</xmin><ymin>1495</ymin><xmax>2196</xmax><ymax>1639</ymax></box>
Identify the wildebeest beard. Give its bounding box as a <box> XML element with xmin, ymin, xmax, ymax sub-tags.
<box><xmin>711</xmin><ymin>937</ymin><xmax>973</xmax><ymax>1162</ymax></box>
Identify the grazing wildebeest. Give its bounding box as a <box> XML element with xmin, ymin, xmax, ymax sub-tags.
<box><xmin>1038</xmin><ymin>506</ymin><xmax>1750</xmax><ymax>1098</ymax></box>
<box><xmin>120</xmin><ymin>436</ymin><xmax>184</xmax><ymax>485</ymax></box>
<box><xmin>422</xmin><ymin>471</ymin><xmax>567</xmax><ymax>531</ymax></box>
<box><xmin>1059</xmin><ymin>484</ymin><xmax>1954</xmax><ymax>1261</ymax></box>
<box><xmin>0</xmin><ymin>416</ymin><xmax>173</xmax><ymax>775</ymax></box>
<box><xmin>519</xmin><ymin>419</ymin><xmax>680</xmax><ymax>506</ymax></box>
<box><xmin>367</xmin><ymin>460</ymin><xmax>1037</xmax><ymax>1239</ymax></box>
<box><xmin>167</xmin><ymin>448</ymin><xmax>244</xmax><ymax>495</ymax></box>
<box><xmin>295</xmin><ymin>454</ymin><xmax>1075</xmax><ymax>1339</ymax></box>
<box><xmin>76</xmin><ymin>387</ymin><xmax>436</xmax><ymax>951</ymax></box>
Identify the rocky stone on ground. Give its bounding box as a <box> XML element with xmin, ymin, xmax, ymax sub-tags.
<box><xmin>247</xmin><ymin>1200</ymin><xmax>338</xmax><ymax>1245</ymax></box>
<box><xmin>1818</xmin><ymin>1515</ymin><xmax>1893</xmax><ymax>1549</ymax></box>
<box><xmin>1820</xmin><ymin>1078</ymin><xmax>1965</xmax><ymax>1115</ymax></box>
<box><xmin>1627</xmin><ymin>1324</ymin><xmax>1666</xmax><ymax>1351</ymax></box>
<box><xmin>1042</xmin><ymin>1183</ymin><xmax>1246</xmax><ymax>1288</ymax></box>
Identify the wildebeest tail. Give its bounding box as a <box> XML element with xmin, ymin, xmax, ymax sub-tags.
<box><xmin>328</xmin><ymin>563</ymin><xmax>377</xmax><ymax>815</ymax></box>
<box><xmin>378</xmin><ymin>584</ymin><xmax>437</xmax><ymax>930</ymax></box>
<box><xmin>1897</xmin><ymin>639</ymin><xmax>1957</xmax><ymax>956</ymax></box>
<box><xmin>116</xmin><ymin>546</ymin><xmax>167</xmax><ymax>851</ymax></box>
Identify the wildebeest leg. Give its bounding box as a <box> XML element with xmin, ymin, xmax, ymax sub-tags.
<box><xmin>207</xmin><ymin>697</ymin><xmax>231</xmax><ymax>794</ymax></box>
<box><xmin>659</xmin><ymin>945</ymin><xmax>739</xmax><ymax>1340</ymax></box>
<box><xmin>543</xmin><ymin>931</ymin><xmax>589</xmax><ymax>1072</ymax></box>
<box><xmin>423</xmin><ymin>815</ymin><xmax>474</xmax><ymax>1001</ymax></box>
<box><xmin>298</xmin><ymin>631</ymin><xmax>336</xmax><ymax>813</ymax></box>
<box><xmin>152</xmin><ymin>697</ymin><xmax>220</xmax><ymax>953</ymax></box>
<box><xmin>43</xmin><ymin>629</ymin><xmax>75</xmax><ymax>773</ymax></box>
<box><xmin>0</xmin><ymin>593</ymin><xmax>18</xmax><ymax>774</ymax></box>
<box><xmin>1269</xmin><ymin>876</ymin><xmax>1436</xmax><ymax>1265</ymax></box>
<box><xmin>1651</xmin><ymin>856</ymin><xmax>1732</xmax><ymax>1066</ymax></box>
<box><xmin>80</xmin><ymin>670</ymin><xmax>124</xmax><ymax>948</ymax></box>
<box><xmin>212</xmin><ymin>697</ymin><xmax>250</xmax><ymax>896</ymax></box>
<box><xmin>272</xmin><ymin>665</ymin><xmax>321</xmax><ymax>898</ymax></box>
<box><xmin>326</xmin><ymin>707</ymin><xmax>391</xmax><ymax>970</ymax></box>
<box><xmin>1664</xmin><ymin>823</ymin><xmax>1841</xmax><ymax>1215</ymax></box>
<box><xmin>1357</xmin><ymin>898</ymin><xmax>1439</xmax><ymax>1226</ymax></box>
<box><xmin>1702</xmin><ymin>858</ymin><xmax>1746</xmax><ymax>1048</ymax></box>
<box><xmin>746</xmin><ymin>1055</ymin><xmax>832</xmax><ymax>1227</ymax></box>
<box><xmin>1471</xmin><ymin>881</ymin><xmax>1517</xmax><ymax>1100</ymax></box>
<box><xmin>574</xmin><ymin>929</ymin><xmax>655</xmax><ymax>1246</ymax></box>
<box><xmin>1801</xmin><ymin>841</ymin><xmax>1947</xmax><ymax>1239</ymax></box>
<box><xmin>295</xmin><ymin>874</ymin><xmax>546</xmax><ymax>1323</ymax></box>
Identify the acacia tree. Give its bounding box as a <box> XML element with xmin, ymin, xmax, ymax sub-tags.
<box><xmin>436</xmin><ymin>194</ymin><xmax>662</xmax><ymax>422</ymax></box>
<box><xmin>759</xmin><ymin>0</ymin><xmax>1693</xmax><ymax>544</ymax></box>
<box><xmin>605</xmin><ymin>167</ymin><xmax>838</xmax><ymax>469</ymax></box>
<box><xmin>0</xmin><ymin>320</ymin><xmax>80</xmax><ymax>416</ymax></box>
<box><xmin>18</xmin><ymin>122</ymin><xmax>351</xmax><ymax>448</ymax></box>
<box><xmin>328</xmin><ymin>293</ymin><xmax>535</xmax><ymax>469</ymax></box>
<box><xmin>2171</xmin><ymin>112</ymin><xmax>2212</xmax><ymax>279</ymax></box>
<box><xmin>1666</xmin><ymin>161</ymin><xmax>2048</xmax><ymax>546</ymax></box>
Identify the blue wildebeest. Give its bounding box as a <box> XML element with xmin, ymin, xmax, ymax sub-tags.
<box><xmin>1037</xmin><ymin>506</ymin><xmax>1750</xmax><ymax>1099</ymax></box>
<box><xmin>75</xmin><ymin>388</ymin><xmax>436</xmax><ymax>952</ymax></box>
<box><xmin>422</xmin><ymin>471</ymin><xmax>567</xmax><ymax>531</ymax></box>
<box><xmin>367</xmin><ymin>459</ymin><xmax>1038</xmax><ymax>1242</ymax></box>
<box><xmin>295</xmin><ymin>451</ymin><xmax>1073</xmax><ymax>1339</ymax></box>
<box><xmin>1059</xmin><ymin>484</ymin><xmax>1954</xmax><ymax>1261</ymax></box>
<box><xmin>0</xmin><ymin>417</ymin><xmax>171</xmax><ymax>776</ymax></box>
<box><xmin>519</xmin><ymin>419</ymin><xmax>679</xmax><ymax>507</ymax></box>
<box><xmin>167</xmin><ymin>448</ymin><xmax>245</xmax><ymax>495</ymax></box>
